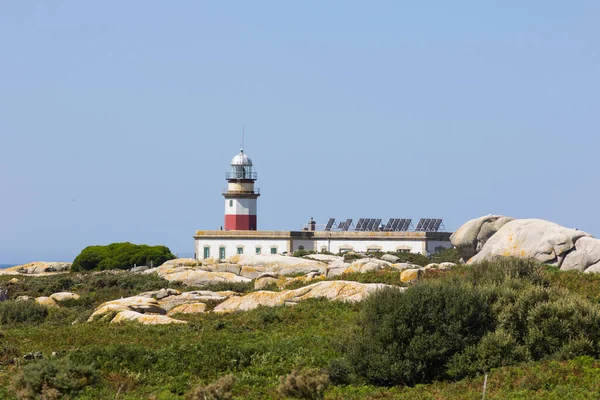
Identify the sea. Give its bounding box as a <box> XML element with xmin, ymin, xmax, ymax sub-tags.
<box><xmin>0</xmin><ymin>264</ymin><xmax>15</xmax><ymax>269</ymax></box>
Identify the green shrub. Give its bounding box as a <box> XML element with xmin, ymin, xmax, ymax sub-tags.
<box><xmin>186</xmin><ymin>374</ymin><xmax>236</xmax><ymax>400</ymax></box>
<box><xmin>11</xmin><ymin>357</ymin><xmax>98</xmax><ymax>399</ymax></box>
<box><xmin>447</xmin><ymin>330</ymin><xmax>531</xmax><ymax>378</ymax></box>
<box><xmin>72</xmin><ymin>242</ymin><xmax>175</xmax><ymax>271</ymax></box>
<box><xmin>525</xmin><ymin>295</ymin><xmax>600</xmax><ymax>359</ymax></box>
<box><xmin>346</xmin><ymin>280</ymin><xmax>495</xmax><ymax>386</ymax></box>
<box><xmin>293</xmin><ymin>249</ymin><xmax>315</xmax><ymax>258</ymax></box>
<box><xmin>0</xmin><ymin>300</ymin><xmax>48</xmax><ymax>325</ymax></box>
<box><xmin>430</xmin><ymin>247</ymin><xmax>462</xmax><ymax>264</ymax></box>
<box><xmin>277</xmin><ymin>368</ymin><xmax>330</xmax><ymax>400</ymax></box>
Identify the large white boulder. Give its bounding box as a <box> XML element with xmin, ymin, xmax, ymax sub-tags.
<box><xmin>561</xmin><ymin>237</ymin><xmax>600</xmax><ymax>272</ymax></box>
<box><xmin>88</xmin><ymin>296</ymin><xmax>165</xmax><ymax>321</ymax></box>
<box><xmin>232</xmin><ymin>254</ymin><xmax>327</xmax><ymax>276</ymax></box>
<box><xmin>469</xmin><ymin>219</ymin><xmax>590</xmax><ymax>266</ymax></box>
<box><xmin>111</xmin><ymin>310</ymin><xmax>186</xmax><ymax>325</ymax></box>
<box><xmin>159</xmin><ymin>269</ymin><xmax>250</xmax><ymax>286</ymax></box>
<box><xmin>450</xmin><ymin>215</ymin><xmax>515</xmax><ymax>261</ymax></box>
<box><xmin>213</xmin><ymin>280</ymin><xmax>395</xmax><ymax>313</ymax></box>
<box><xmin>49</xmin><ymin>292</ymin><xmax>80</xmax><ymax>302</ymax></box>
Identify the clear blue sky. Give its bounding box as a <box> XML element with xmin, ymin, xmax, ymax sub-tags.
<box><xmin>1</xmin><ymin>1</ymin><xmax>598</xmax><ymax>264</ymax></box>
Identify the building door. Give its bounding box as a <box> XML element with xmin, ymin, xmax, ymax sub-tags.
<box><xmin>203</xmin><ymin>246</ymin><xmax>210</xmax><ymax>259</ymax></box>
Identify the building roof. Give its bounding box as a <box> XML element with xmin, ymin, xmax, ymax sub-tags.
<box><xmin>231</xmin><ymin>149</ymin><xmax>253</xmax><ymax>166</ymax></box>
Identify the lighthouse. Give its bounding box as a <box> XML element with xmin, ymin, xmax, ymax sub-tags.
<box><xmin>223</xmin><ymin>148</ymin><xmax>260</xmax><ymax>230</ymax></box>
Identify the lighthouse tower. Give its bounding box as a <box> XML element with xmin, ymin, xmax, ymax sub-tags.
<box><xmin>223</xmin><ymin>148</ymin><xmax>260</xmax><ymax>230</ymax></box>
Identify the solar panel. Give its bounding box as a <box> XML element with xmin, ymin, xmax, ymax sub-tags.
<box><xmin>364</xmin><ymin>219</ymin><xmax>374</xmax><ymax>231</ymax></box>
<box><xmin>373</xmin><ymin>219</ymin><xmax>382</xmax><ymax>231</ymax></box>
<box><xmin>338</xmin><ymin>221</ymin><xmax>345</xmax><ymax>229</ymax></box>
<box><xmin>394</xmin><ymin>219</ymin><xmax>403</xmax><ymax>231</ymax></box>
<box><xmin>425</xmin><ymin>218</ymin><xmax>434</xmax><ymax>231</ymax></box>
<box><xmin>415</xmin><ymin>218</ymin><xmax>425</xmax><ymax>231</ymax></box>
<box><xmin>383</xmin><ymin>219</ymin><xmax>393</xmax><ymax>231</ymax></box>
<box><xmin>355</xmin><ymin>218</ymin><xmax>365</xmax><ymax>231</ymax></box>
<box><xmin>342</xmin><ymin>219</ymin><xmax>352</xmax><ymax>231</ymax></box>
<box><xmin>432</xmin><ymin>219</ymin><xmax>443</xmax><ymax>232</ymax></box>
<box><xmin>402</xmin><ymin>219</ymin><xmax>412</xmax><ymax>231</ymax></box>
<box><xmin>324</xmin><ymin>218</ymin><xmax>335</xmax><ymax>231</ymax></box>
<box><xmin>428</xmin><ymin>218</ymin><xmax>437</xmax><ymax>231</ymax></box>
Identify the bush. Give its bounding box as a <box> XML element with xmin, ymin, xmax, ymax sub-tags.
<box><xmin>293</xmin><ymin>249</ymin><xmax>315</xmax><ymax>258</ymax></box>
<box><xmin>0</xmin><ymin>300</ymin><xmax>48</xmax><ymax>325</ymax></box>
<box><xmin>346</xmin><ymin>280</ymin><xmax>495</xmax><ymax>386</ymax></box>
<box><xmin>11</xmin><ymin>357</ymin><xmax>98</xmax><ymax>399</ymax></box>
<box><xmin>277</xmin><ymin>368</ymin><xmax>330</xmax><ymax>400</ymax></box>
<box><xmin>430</xmin><ymin>247</ymin><xmax>462</xmax><ymax>264</ymax></box>
<box><xmin>186</xmin><ymin>374</ymin><xmax>236</xmax><ymax>400</ymax></box>
<box><xmin>446</xmin><ymin>330</ymin><xmax>531</xmax><ymax>378</ymax></box>
<box><xmin>71</xmin><ymin>242</ymin><xmax>175</xmax><ymax>271</ymax></box>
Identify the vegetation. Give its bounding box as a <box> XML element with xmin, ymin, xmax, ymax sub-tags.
<box><xmin>71</xmin><ymin>242</ymin><xmax>175</xmax><ymax>272</ymax></box>
<box><xmin>2</xmin><ymin>258</ymin><xmax>600</xmax><ymax>398</ymax></box>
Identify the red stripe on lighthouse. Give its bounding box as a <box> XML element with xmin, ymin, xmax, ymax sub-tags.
<box><xmin>225</xmin><ymin>215</ymin><xmax>257</xmax><ymax>231</ymax></box>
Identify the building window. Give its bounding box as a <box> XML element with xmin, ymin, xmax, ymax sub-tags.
<box><xmin>320</xmin><ymin>246</ymin><xmax>328</xmax><ymax>253</ymax></box>
<box><xmin>366</xmin><ymin>247</ymin><xmax>380</xmax><ymax>253</ymax></box>
<box><xmin>298</xmin><ymin>245</ymin><xmax>305</xmax><ymax>250</ymax></box>
<box><xmin>219</xmin><ymin>247</ymin><xmax>226</xmax><ymax>260</ymax></box>
<box><xmin>255</xmin><ymin>246</ymin><xmax>261</xmax><ymax>254</ymax></box>
<box><xmin>270</xmin><ymin>247</ymin><xmax>277</xmax><ymax>254</ymax></box>
<box><xmin>237</xmin><ymin>247</ymin><xmax>243</xmax><ymax>255</ymax></box>
<box><xmin>229</xmin><ymin>200</ymin><xmax>233</xmax><ymax>207</ymax></box>
<box><xmin>203</xmin><ymin>246</ymin><xmax>210</xmax><ymax>259</ymax></box>
<box><xmin>339</xmin><ymin>246</ymin><xmax>353</xmax><ymax>254</ymax></box>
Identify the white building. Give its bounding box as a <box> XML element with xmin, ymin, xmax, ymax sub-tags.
<box><xmin>194</xmin><ymin>147</ymin><xmax>453</xmax><ymax>260</ymax></box>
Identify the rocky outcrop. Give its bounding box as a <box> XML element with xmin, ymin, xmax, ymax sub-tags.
<box><xmin>561</xmin><ymin>237</ymin><xmax>600</xmax><ymax>272</ymax></box>
<box><xmin>49</xmin><ymin>292</ymin><xmax>80</xmax><ymax>302</ymax></box>
<box><xmin>381</xmin><ymin>254</ymin><xmax>400</xmax><ymax>263</ymax></box>
<box><xmin>0</xmin><ymin>262</ymin><xmax>72</xmax><ymax>276</ymax></box>
<box><xmin>88</xmin><ymin>290</ymin><xmax>237</xmax><ymax>323</ymax></box>
<box><xmin>167</xmin><ymin>303</ymin><xmax>207</xmax><ymax>316</ymax></box>
<box><xmin>111</xmin><ymin>310</ymin><xmax>186</xmax><ymax>325</ymax></box>
<box><xmin>35</xmin><ymin>296</ymin><xmax>59</xmax><ymax>308</ymax></box>
<box><xmin>450</xmin><ymin>215</ymin><xmax>515</xmax><ymax>261</ymax></box>
<box><xmin>400</xmin><ymin>269</ymin><xmax>422</xmax><ymax>283</ymax></box>
<box><xmin>452</xmin><ymin>215</ymin><xmax>600</xmax><ymax>273</ymax></box>
<box><xmin>469</xmin><ymin>219</ymin><xmax>590</xmax><ymax>267</ymax></box>
<box><xmin>213</xmin><ymin>281</ymin><xmax>395</xmax><ymax>313</ymax></box>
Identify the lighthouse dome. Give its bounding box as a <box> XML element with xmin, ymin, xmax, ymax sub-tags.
<box><xmin>231</xmin><ymin>149</ymin><xmax>253</xmax><ymax>166</ymax></box>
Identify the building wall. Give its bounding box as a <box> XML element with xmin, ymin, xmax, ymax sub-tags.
<box><xmin>196</xmin><ymin>238</ymin><xmax>290</xmax><ymax>260</ymax></box>
<box><xmin>313</xmin><ymin>239</ymin><xmax>425</xmax><ymax>254</ymax></box>
<box><xmin>426</xmin><ymin>240</ymin><xmax>454</xmax><ymax>255</ymax></box>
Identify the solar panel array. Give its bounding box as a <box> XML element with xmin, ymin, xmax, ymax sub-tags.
<box><xmin>415</xmin><ymin>218</ymin><xmax>443</xmax><ymax>232</ymax></box>
<box><xmin>323</xmin><ymin>218</ymin><xmax>440</xmax><ymax>232</ymax></box>
<box><xmin>382</xmin><ymin>218</ymin><xmax>412</xmax><ymax>231</ymax></box>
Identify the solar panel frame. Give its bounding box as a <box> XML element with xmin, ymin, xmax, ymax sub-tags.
<box><xmin>403</xmin><ymin>219</ymin><xmax>412</xmax><ymax>231</ymax></box>
<box><xmin>432</xmin><ymin>219</ymin><xmax>442</xmax><ymax>232</ymax></box>
<box><xmin>389</xmin><ymin>219</ymin><xmax>399</xmax><ymax>231</ymax></box>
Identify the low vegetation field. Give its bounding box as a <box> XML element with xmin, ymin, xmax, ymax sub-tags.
<box><xmin>1</xmin><ymin>258</ymin><xmax>600</xmax><ymax>399</ymax></box>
